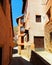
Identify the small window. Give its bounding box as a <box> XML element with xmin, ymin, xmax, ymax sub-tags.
<box><xmin>36</xmin><ymin>15</ymin><xmax>41</xmax><ymax>22</ymax></box>
<box><xmin>21</xmin><ymin>36</ymin><xmax>24</xmax><ymax>43</ymax></box>
<box><xmin>27</xmin><ymin>34</ymin><xmax>29</xmax><ymax>42</ymax></box>
<box><xmin>25</xmin><ymin>30</ymin><xmax>29</xmax><ymax>42</ymax></box>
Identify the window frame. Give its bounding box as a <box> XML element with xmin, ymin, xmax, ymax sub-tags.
<box><xmin>36</xmin><ymin>15</ymin><xmax>41</xmax><ymax>22</ymax></box>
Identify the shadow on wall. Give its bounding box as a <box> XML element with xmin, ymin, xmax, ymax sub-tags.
<box><xmin>30</xmin><ymin>51</ymin><xmax>50</xmax><ymax>65</ymax></box>
<box><xmin>12</xmin><ymin>49</ymin><xmax>18</xmax><ymax>54</ymax></box>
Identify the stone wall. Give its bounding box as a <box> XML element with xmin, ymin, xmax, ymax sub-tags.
<box><xmin>44</xmin><ymin>20</ymin><xmax>52</xmax><ymax>52</ymax></box>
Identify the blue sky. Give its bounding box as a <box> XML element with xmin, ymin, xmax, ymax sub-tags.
<box><xmin>11</xmin><ymin>0</ymin><xmax>23</xmax><ymax>27</ymax></box>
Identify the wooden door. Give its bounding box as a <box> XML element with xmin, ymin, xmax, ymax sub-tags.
<box><xmin>34</xmin><ymin>36</ymin><xmax>44</xmax><ymax>50</ymax></box>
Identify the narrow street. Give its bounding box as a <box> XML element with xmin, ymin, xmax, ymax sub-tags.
<box><xmin>9</xmin><ymin>46</ymin><xmax>52</xmax><ymax>65</ymax></box>
<box><xmin>9</xmin><ymin>46</ymin><xmax>32</xmax><ymax>65</ymax></box>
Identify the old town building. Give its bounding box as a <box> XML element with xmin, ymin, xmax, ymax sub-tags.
<box><xmin>0</xmin><ymin>0</ymin><xmax>14</xmax><ymax>65</ymax></box>
<box><xmin>21</xmin><ymin>0</ymin><xmax>52</xmax><ymax>52</ymax></box>
<box><xmin>16</xmin><ymin>15</ymin><xmax>25</xmax><ymax>54</ymax></box>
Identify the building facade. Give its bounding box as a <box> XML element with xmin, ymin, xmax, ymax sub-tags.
<box><xmin>0</xmin><ymin>0</ymin><xmax>14</xmax><ymax>65</ymax></box>
<box><xmin>23</xmin><ymin>0</ymin><xmax>52</xmax><ymax>51</ymax></box>
<box><xmin>16</xmin><ymin>15</ymin><xmax>25</xmax><ymax>54</ymax></box>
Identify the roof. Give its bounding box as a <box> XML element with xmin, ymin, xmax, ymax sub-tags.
<box><xmin>16</xmin><ymin>15</ymin><xmax>24</xmax><ymax>24</ymax></box>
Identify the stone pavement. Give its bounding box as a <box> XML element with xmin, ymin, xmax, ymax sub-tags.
<box><xmin>36</xmin><ymin>51</ymin><xmax>52</xmax><ymax>65</ymax></box>
<box><xmin>10</xmin><ymin>46</ymin><xmax>52</xmax><ymax>65</ymax></box>
<box><xmin>9</xmin><ymin>46</ymin><xmax>32</xmax><ymax>65</ymax></box>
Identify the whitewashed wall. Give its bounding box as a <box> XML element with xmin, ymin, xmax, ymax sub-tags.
<box><xmin>25</xmin><ymin>0</ymin><xmax>51</xmax><ymax>43</ymax></box>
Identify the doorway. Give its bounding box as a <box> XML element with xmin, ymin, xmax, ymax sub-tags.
<box><xmin>34</xmin><ymin>36</ymin><xmax>44</xmax><ymax>51</ymax></box>
<box><xmin>21</xmin><ymin>36</ymin><xmax>24</xmax><ymax>49</ymax></box>
<box><xmin>0</xmin><ymin>47</ymin><xmax>2</xmax><ymax>65</ymax></box>
<box><xmin>21</xmin><ymin>36</ymin><xmax>24</xmax><ymax>43</ymax></box>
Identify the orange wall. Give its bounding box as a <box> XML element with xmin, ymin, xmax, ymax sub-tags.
<box><xmin>0</xmin><ymin>0</ymin><xmax>13</xmax><ymax>65</ymax></box>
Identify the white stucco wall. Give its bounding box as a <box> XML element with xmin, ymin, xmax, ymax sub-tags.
<box><xmin>25</xmin><ymin>0</ymin><xmax>50</xmax><ymax>43</ymax></box>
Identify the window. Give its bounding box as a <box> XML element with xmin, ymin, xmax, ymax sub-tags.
<box><xmin>25</xmin><ymin>30</ymin><xmax>28</xmax><ymax>34</ymax></box>
<box><xmin>36</xmin><ymin>15</ymin><xmax>41</xmax><ymax>22</ymax></box>
<box><xmin>25</xmin><ymin>30</ymin><xmax>29</xmax><ymax>42</ymax></box>
<box><xmin>27</xmin><ymin>34</ymin><xmax>29</xmax><ymax>42</ymax></box>
<box><xmin>21</xmin><ymin>36</ymin><xmax>24</xmax><ymax>43</ymax></box>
